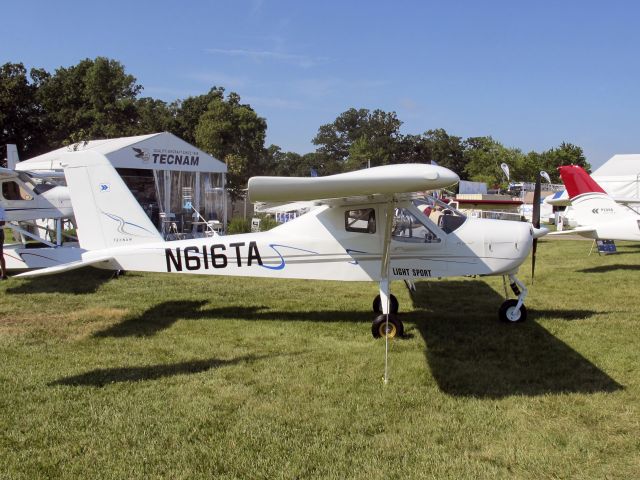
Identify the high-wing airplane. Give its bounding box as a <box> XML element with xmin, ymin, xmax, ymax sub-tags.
<box><xmin>550</xmin><ymin>165</ymin><xmax>640</xmax><ymax>242</ymax></box>
<box><xmin>0</xmin><ymin>167</ymin><xmax>72</xmax><ymax>222</ymax></box>
<box><xmin>17</xmin><ymin>152</ymin><xmax>548</xmax><ymax>337</ymax></box>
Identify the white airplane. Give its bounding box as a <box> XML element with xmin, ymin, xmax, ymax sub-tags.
<box><xmin>1</xmin><ymin>153</ymin><xmax>76</xmax><ymax>270</ymax></box>
<box><xmin>550</xmin><ymin>165</ymin><xmax>640</xmax><ymax>242</ymax></box>
<box><xmin>17</xmin><ymin>152</ymin><xmax>548</xmax><ymax>336</ymax></box>
<box><xmin>0</xmin><ymin>167</ymin><xmax>72</xmax><ymax>222</ymax></box>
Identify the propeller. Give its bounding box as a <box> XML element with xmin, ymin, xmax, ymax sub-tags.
<box><xmin>531</xmin><ymin>172</ymin><xmax>541</xmax><ymax>282</ymax></box>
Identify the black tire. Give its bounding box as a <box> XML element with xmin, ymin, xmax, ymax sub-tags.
<box><xmin>371</xmin><ymin>314</ymin><xmax>404</xmax><ymax>339</ymax></box>
<box><xmin>372</xmin><ymin>294</ymin><xmax>399</xmax><ymax>314</ymax></box>
<box><xmin>498</xmin><ymin>299</ymin><xmax>527</xmax><ymax>323</ymax></box>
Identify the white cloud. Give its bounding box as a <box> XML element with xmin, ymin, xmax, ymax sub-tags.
<box><xmin>205</xmin><ymin>48</ymin><xmax>325</xmax><ymax>68</ymax></box>
<box><xmin>243</xmin><ymin>96</ymin><xmax>304</xmax><ymax>110</ymax></box>
<box><xmin>291</xmin><ymin>78</ymin><xmax>389</xmax><ymax>97</ymax></box>
<box><xmin>399</xmin><ymin>97</ymin><xmax>420</xmax><ymax>112</ymax></box>
<box><xmin>185</xmin><ymin>72</ymin><xmax>248</xmax><ymax>89</ymax></box>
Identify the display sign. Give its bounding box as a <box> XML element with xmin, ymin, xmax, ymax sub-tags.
<box><xmin>596</xmin><ymin>239</ymin><xmax>617</xmax><ymax>254</ymax></box>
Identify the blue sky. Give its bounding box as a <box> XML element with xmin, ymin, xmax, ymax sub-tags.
<box><xmin>2</xmin><ymin>0</ymin><xmax>639</xmax><ymax>168</ymax></box>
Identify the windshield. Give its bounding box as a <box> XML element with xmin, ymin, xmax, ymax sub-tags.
<box><xmin>20</xmin><ymin>172</ymin><xmax>58</xmax><ymax>194</ymax></box>
<box><xmin>412</xmin><ymin>196</ymin><xmax>467</xmax><ymax>234</ymax></box>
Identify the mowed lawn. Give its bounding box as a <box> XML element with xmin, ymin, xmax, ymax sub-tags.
<box><xmin>0</xmin><ymin>239</ymin><xmax>639</xmax><ymax>479</ymax></box>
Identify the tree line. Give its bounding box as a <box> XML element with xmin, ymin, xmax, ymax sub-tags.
<box><xmin>1</xmin><ymin>57</ymin><xmax>590</xmax><ymax>195</ymax></box>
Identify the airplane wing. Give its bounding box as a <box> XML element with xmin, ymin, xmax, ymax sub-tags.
<box><xmin>248</xmin><ymin>164</ymin><xmax>459</xmax><ymax>203</ymax></box>
<box><xmin>0</xmin><ymin>167</ymin><xmax>18</xmax><ymax>180</ymax></box>
<box><xmin>14</xmin><ymin>255</ymin><xmax>115</xmax><ymax>278</ymax></box>
<box><xmin>612</xmin><ymin>197</ymin><xmax>640</xmax><ymax>205</ymax></box>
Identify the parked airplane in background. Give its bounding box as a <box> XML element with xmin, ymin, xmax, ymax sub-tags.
<box><xmin>0</xmin><ymin>167</ymin><xmax>72</xmax><ymax>222</ymax></box>
<box><xmin>2</xmin><ymin>145</ymin><xmax>72</xmax><ymax>222</ymax></box>
<box><xmin>550</xmin><ymin>165</ymin><xmax>640</xmax><ymax>242</ymax></box>
<box><xmin>2</xmin><ymin>145</ymin><xmax>77</xmax><ymax>270</ymax></box>
<box><xmin>17</xmin><ymin>153</ymin><xmax>548</xmax><ymax>337</ymax></box>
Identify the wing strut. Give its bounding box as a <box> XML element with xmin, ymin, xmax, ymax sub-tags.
<box><xmin>379</xmin><ymin>197</ymin><xmax>396</xmax><ymax>385</ymax></box>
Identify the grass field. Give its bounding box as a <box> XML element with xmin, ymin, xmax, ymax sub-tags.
<box><xmin>1</xmin><ymin>239</ymin><xmax>639</xmax><ymax>479</ymax></box>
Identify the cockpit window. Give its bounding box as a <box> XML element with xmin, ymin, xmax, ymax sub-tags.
<box><xmin>345</xmin><ymin>208</ymin><xmax>376</xmax><ymax>234</ymax></box>
<box><xmin>1</xmin><ymin>180</ymin><xmax>33</xmax><ymax>201</ymax></box>
<box><xmin>19</xmin><ymin>172</ymin><xmax>57</xmax><ymax>194</ymax></box>
<box><xmin>392</xmin><ymin>208</ymin><xmax>441</xmax><ymax>243</ymax></box>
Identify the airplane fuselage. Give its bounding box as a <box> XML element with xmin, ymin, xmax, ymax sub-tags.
<box><xmin>86</xmin><ymin>202</ymin><xmax>535</xmax><ymax>282</ymax></box>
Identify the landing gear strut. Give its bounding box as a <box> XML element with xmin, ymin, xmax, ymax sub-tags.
<box><xmin>498</xmin><ymin>274</ymin><xmax>528</xmax><ymax>323</ymax></box>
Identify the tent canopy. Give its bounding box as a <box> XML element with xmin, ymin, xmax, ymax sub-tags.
<box><xmin>591</xmin><ymin>154</ymin><xmax>640</xmax><ymax>199</ymax></box>
<box><xmin>16</xmin><ymin>132</ymin><xmax>227</xmax><ymax>174</ymax></box>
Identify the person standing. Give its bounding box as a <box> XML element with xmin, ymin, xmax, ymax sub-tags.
<box><xmin>0</xmin><ymin>205</ymin><xmax>7</xmax><ymax>279</ymax></box>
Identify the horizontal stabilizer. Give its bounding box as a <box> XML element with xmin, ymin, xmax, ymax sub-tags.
<box><xmin>248</xmin><ymin>164</ymin><xmax>459</xmax><ymax>202</ymax></box>
<box><xmin>14</xmin><ymin>255</ymin><xmax>114</xmax><ymax>278</ymax></box>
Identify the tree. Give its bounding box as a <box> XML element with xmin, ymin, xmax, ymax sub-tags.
<box><xmin>313</xmin><ymin>108</ymin><xmax>402</xmax><ymax>169</ymax></box>
<box><xmin>463</xmin><ymin>136</ymin><xmax>527</xmax><ymax>187</ymax></box>
<box><xmin>37</xmin><ymin>57</ymin><xmax>142</xmax><ymax>146</ymax></box>
<box><xmin>172</xmin><ymin>87</ymin><xmax>225</xmax><ymax>144</ymax></box>
<box><xmin>420</xmin><ymin>129</ymin><xmax>467</xmax><ymax>177</ymax></box>
<box><xmin>0</xmin><ymin>62</ymin><xmax>49</xmax><ymax>158</ymax></box>
<box><xmin>194</xmin><ymin>91</ymin><xmax>267</xmax><ymax>196</ymax></box>
<box><xmin>393</xmin><ymin>134</ymin><xmax>428</xmax><ymax>164</ymax></box>
<box><xmin>539</xmin><ymin>142</ymin><xmax>590</xmax><ymax>182</ymax></box>
<box><xmin>134</xmin><ymin>97</ymin><xmax>176</xmax><ymax>134</ymax></box>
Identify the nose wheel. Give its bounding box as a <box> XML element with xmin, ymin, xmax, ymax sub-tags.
<box><xmin>499</xmin><ymin>274</ymin><xmax>528</xmax><ymax>323</ymax></box>
<box><xmin>499</xmin><ymin>299</ymin><xmax>528</xmax><ymax>322</ymax></box>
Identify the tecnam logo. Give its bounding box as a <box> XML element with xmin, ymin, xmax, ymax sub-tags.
<box><xmin>132</xmin><ymin>147</ymin><xmax>150</xmax><ymax>163</ymax></box>
<box><xmin>99</xmin><ymin>183</ymin><xmax>110</xmax><ymax>193</ymax></box>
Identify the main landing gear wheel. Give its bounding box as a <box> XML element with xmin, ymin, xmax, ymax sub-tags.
<box><xmin>371</xmin><ymin>314</ymin><xmax>404</xmax><ymax>339</ymax></box>
<box><xmin>372</xmin><ymin>294</ymin><xmax>399</xmax><ymax>314</ymax></box>
<box><xmin>498</xmin><ymin>299</ymin><xmax>527</xmax><ymax>323</ymax></box>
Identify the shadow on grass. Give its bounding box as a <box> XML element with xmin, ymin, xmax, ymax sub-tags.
<box><xmin>578</xmin><ymin>264</ymin><xmax>640</xmax><ymax>273</ymax></box>
<box><xmin>408</xmin><ymin>280</ymin><xmax>623</xmax><ymax>398</ymax></box>
<box><xmin>94</xmin><ymin>300</ymin><xmax>373</xmax><ymax>338</ymax></box>
<box><xmin>49</xmin><ymin>354</ymin><xmax>269</xmax><ymax>387</ymax></box>
<box><xmin>94</xmin><ymin>300</ymin><xmax>209</xmax><ymax>337</ymax></box>
<box><xmin>7</xmin><ymin>268</ymin><xmax>114</xmax><ymax>294</ymax></box>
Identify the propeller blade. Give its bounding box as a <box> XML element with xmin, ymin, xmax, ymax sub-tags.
<box><xmin>531</xmin><ymin>172</ymin><xmax>542</xmax><ymax>282</ymax></box>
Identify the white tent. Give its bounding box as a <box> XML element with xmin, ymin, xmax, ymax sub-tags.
<box><xmin>591</xmin><ymin>154</ymin><xmax>640</xmax><ymax>199</ymax></box>
<box><xmin>17</xmin><ymin>132</ymin><xmax>228</xmax><ymax>236</ymax></box>
<box><xmin>16</xmin><ymin>132</ymin><xmax>226</xmax><ymax>173</ymax></box>
<box><xmin>545</xmin><ymin>154</ymin><xmax>640</xmax><ymax>205</ymax></box>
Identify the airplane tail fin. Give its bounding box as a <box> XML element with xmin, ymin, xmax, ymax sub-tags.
<box><xmin>558</xmin><ymin>165</ymin><xmax>606</xmax><ymax>199</ymax></box>
<box><xmin>6</xmin><ymin>144</ymin><xmax>19</xmax><ymax>169</ymax></box>
<box><xmin>63</xmin><ymin>151</ymin><xmax>163</xmax><ymax>250</ymax></box>
<box><xmin>558</xmin><ymin>165</ymin><xmax>636</xmax><ymax>226</ymax></box>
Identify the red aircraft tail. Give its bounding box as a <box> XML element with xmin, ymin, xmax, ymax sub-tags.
<box><xmin>558</xmin><ymin>165</ymin><xmax>606</xmax><ymax>199</ymax></box>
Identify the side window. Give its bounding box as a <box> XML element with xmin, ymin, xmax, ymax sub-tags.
<box><xmin>2</xmin><ymin>181</ymin><xmax>33</xmax><ymax>201</ymax></box>
<box><xmin>345</xmin><ymin>208</ymin><xmax>376</xmax><ymax>233</ymax></box>
<box><xmin>392</xmin><ymin>208</ymin><xmax>441</xmax><ymax>243</ymax></box>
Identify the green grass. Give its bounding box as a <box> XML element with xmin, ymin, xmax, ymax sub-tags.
<box><xmin>1</xmin><ymin>239</ymin><xmax>639</xmax><ymax>479</ymax></box>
